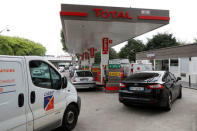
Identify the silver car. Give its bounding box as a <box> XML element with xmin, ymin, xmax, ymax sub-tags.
<box><xmin>71</xmin><ymin>70</ymin><xmax>96</xmax><ymax>89</ymax></box>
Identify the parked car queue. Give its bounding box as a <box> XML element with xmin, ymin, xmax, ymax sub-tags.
<box><xmin>0</xmin><ymin>55</ymin><xmax>182</xmax><ymax>131</ymax></box>
<box><xmin>70</xmin><ymin>69</ymin><xmax>182</xmax><ymax>111</ymax></box>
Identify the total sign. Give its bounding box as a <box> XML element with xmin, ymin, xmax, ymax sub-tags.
<box><xmin>102</xmin><ymin>37</ymin><xmax>112</xmax><ymax>55</ymax></box>
<box><xmin>88</xmin><ymin>48</ymin><xmax>97</xmax><ymax>58</ymax></box>
<box><xmin>88</xmin><ymin>48</ymin><xmax>97</xmax><ymax>66</ymax></box>
<box><xmin>93</xmin><ymin>8</ymin><xmax>133</xmax><ymax>19</ymax></box>
<box><xmin>101</xmin><ymin>37</ymin><xmax>112</xmax><ymax>66</ymax></box>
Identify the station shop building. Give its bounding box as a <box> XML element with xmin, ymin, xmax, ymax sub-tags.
<box><xmin>136</xmin><ymin>44</ymin><xmax>197</xmax><ymax>84</ymax></box>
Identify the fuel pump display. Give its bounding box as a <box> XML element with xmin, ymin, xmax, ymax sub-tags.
<box><xmin>105</xmin><ymin>61</ymin><xmax>122</xmax><ymax>92</ymax></box>
<box><xmin>91</xmin><ymin>64</ymin><xmax>100</xmax><ymax>82</ymax></box>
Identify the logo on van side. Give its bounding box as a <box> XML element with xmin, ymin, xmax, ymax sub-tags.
<box><xmin>0</xmin><ymin>88</ymin><xmax>3</xmax><ymax>93</ymax></box>
<box><xmin>44</xmin><ymin>91</ymin><xmax>54</xmax><ymax>111</ymax></box>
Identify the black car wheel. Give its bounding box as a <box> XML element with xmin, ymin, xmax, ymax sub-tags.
<box><xmin>165</xmin><ymin>93</ymin><xmax>172</xmax><ymax>111</ymax></box>
<box><xmin>178</xmin><ymin>88</ymin><xmax>182</xmax><ymax>99</ymax></box>
<box><xmin>123</xmin><ymin>103</ymin><xmax>131</xmax><ymax>107</ymax></box>
<box><xmin>62</xmin><ymin>105</ymin><xmax>79</xmax><ymax>131</ymax></box>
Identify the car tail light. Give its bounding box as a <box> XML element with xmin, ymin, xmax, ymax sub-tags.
<box><xmin>120</xmin><ymin>83</ymin><xmax>126</xmax><ymax>88</ymax></box>
<box><xmin>90</xmin><ymin>77</ymin><xmax>93</xmax><ymax>81</ymax></box>
<box><xmin>73</xmin><ymin>77</ymin><xmax>77</xmax><ymax>82</ymax></box>
<box><xmin>147</xmin><ymin>84</ymin><xmax>164</xmax><ymax>89</ymax></box>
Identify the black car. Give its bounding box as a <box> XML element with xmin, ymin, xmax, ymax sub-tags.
<box><xmin>119</xmin><ymin>71</ymin><xmax>182</xmax><ymax>110</ymax></box>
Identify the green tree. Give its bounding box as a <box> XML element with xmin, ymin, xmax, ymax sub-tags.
<box><xmin>94</xmin><ymin>48</ymin><xmax>118</xmax><ymax>64</ymax></box>
<box><xmin>193</xmin><ymin>38</ymin><xmax>197</xmax><ymax>44</ymax></box>
<box><xmin>145</xmin><ymin>33</ymin><xmax>179</xmax><ymax>50</ymax></box>
<box><xmin>61</xmin><ymin>29</ymin><xmax>67</xmax><ymax>52</ymax></box>
<box><xmin>94</xmin><ymin>51</ymin><xmax>101</xmax><ymax>64</ymax></box>
<box><xmin>119</xmin><ymin>39</ymin><xmax>145</xmax><ymax>62</ymax></box>
<box><xmin>109</xmin><ymin>48</ymin><xmax>118</xmax><ymax>59</ymax></box>
<box><xmin>0</xmin><ymin>35</ymin><xmax>46</xmax><ymax>56</ymax></box>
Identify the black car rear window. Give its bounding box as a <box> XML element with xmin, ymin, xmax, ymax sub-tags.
<box><xmin>126</xmin><ymin>73</ymin><xmax>160</xmax><ymax>81</ymax></box>
<box><xmin>76</xmin><ymin>71</ymin><xmax>93</xmax><ymax>77</ymax></box>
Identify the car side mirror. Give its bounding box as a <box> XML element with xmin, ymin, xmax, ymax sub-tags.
<box><xmin>62</xmin><ymin>76</ymin><xmax>68</xmax><ymax>88</ymax></box>
<box><xmin>177</xmin><ymin>77</ymin><xmax>181</xmax><ymax>82</ymax></box>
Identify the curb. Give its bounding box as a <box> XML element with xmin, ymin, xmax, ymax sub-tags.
<box><xmin>183</xmin><ymin>86</ymin><xmax>197</xmax><ymax>90</ymax></box>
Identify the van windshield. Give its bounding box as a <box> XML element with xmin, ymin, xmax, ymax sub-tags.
<box><xmin>76</xmin><ymin>71</ymin><xmax>93</xmax><ymax>77</ymax></box>
<box><xmin>126</xmin><ymin>73</ymin><xmax>160</xmax><ymax>82</ymax></box>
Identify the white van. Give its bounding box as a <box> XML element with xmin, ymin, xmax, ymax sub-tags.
<box><xmin>0</xmin><ymin>56</ymin><xmax>81</xmax><ymax>131</ymax></box>
<box><xmin>131</xmin><ymin>63</ymin><xmax>153</xmax><ymax>74</ymax></box>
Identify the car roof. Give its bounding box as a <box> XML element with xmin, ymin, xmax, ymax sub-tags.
<box><xmin>75</xmin><ymin>70</ymin><xmax>91</xmax><ymax>72</ymax></box>
<box><xmin>138</xmin><ymin>71</ymin><xmax>166</xmax><ymax>76</ymax></box>
<box><xmin>0</xmin><ymin>55</ymin><xmax>48</xmax><ymax>61</ymax></box>
<box><xmin>142</xmin><ymin>71</ymin><xmax>165</xmax><ymax>73</ymax></box>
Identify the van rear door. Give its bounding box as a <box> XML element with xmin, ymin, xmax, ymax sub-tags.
<box><xmin>0</xmin><ymin>57</ymin><xmax>27</xmax><ymax>131</ymax></box>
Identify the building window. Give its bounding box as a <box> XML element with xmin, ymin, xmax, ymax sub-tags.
<box><xmin>170</xmin><ymin>59</ymin><xmax>178</xmax><ymax>66</ymax></box>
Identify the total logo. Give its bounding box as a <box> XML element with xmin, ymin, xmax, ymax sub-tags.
<box><xmin>44</xmin><ymin>91</ymin><xmax>55</xmax><ymax>111</ymax></box>
<box><xmin>93</xmin><ymin>8</ymin><xmax>133</xmax><ymax>19</ymax></box>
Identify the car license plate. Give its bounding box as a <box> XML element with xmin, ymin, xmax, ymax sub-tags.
<box><xmin>80</xmin><ymin>78</ymin><xmax>88</xmax><ymax>81</ymax></box>
<box><xmin>129</xmin><ymin>87</ymin><xmax>144</xmax><ymax>91</ymax></box>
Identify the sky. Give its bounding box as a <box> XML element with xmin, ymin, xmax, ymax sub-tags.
<box><xmin>0</xmin><ymin>0</ymin><xmax>197</xmax><ymax>55</ymax></box>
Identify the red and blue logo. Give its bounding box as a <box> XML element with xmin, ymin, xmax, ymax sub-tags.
<box><xmin>44</xmin><ymin>91</ymin><xmax>54</xmax><ymax>111</ymax></box>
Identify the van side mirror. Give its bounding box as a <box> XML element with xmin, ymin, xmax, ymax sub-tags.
<box><xmin>177</xmin><ymin>77</ymin><xmax>181</xmax><ymax>82</ymax></box>
<box><xmin>62</xmin><ymin>76</ymin><xmax>68</xmax><ymax>88</ymax></box>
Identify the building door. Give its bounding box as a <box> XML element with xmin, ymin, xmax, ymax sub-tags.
<box><xmin>162</xmin><ymin>60</ymin><xmax>169</xmax><ymax>71</ymax></box>
<box><xmin>180</xmin><ymin>58</ymin><xmax>189</xmax><ymax>81</ymax></box>
<box><xmin>155</xmin><ymin>59</ymin><xmax>169</xmax><ymax>71</ymax></box>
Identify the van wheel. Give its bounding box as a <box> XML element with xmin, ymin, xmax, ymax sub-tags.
<box><xmin>164</xmin><ymin>94</ymin><xmax>172</xmax><ymax>111</ymax></box>
<box><xmin>62</xmin><ymin>105</ymin><xmax>78</xmax><ymax>131</ymax></box>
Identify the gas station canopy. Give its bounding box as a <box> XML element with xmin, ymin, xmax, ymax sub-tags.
<box><xmin>60</xmin><ymin>4</ymin><xmax>170</xmax><ymax>54</ymax></box>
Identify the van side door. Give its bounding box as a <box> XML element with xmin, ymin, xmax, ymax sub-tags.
<box><xmin>0</xmin><ymin>58</ymin><xmax>27</xmax><ymax>131</ymax></box>
<box><xmin>27</xmin><ymin>60</ymin><xmax>65</xmax><ymax>131</ymax></box>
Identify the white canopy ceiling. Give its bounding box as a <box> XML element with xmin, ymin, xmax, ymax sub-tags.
<box><xmin>60</xmin><ymin>4</ymin><xmax>169</xmax><ymax>54</ymax></box>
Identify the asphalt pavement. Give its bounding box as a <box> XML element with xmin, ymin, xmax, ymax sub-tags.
<box><xmin>60</xmin><ymin>71</ymin><xmax>197</xmax><ymax>131</ymax></box>
<box><xmin>72</xmin><ymin>88</ymin><xmax>197</xmax><ymax>131</ymax></box>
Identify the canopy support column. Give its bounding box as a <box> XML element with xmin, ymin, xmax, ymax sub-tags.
<box><xmin>100</xmin><ymin>37</ymin><xmax>112</xmax><ymax>85</ymax></box>
<box><xmin>84</xmin><ymin>51</ymin><xmax>89</xmax><ymax>70</ymax></box>
<box><xmin>89</xmin><ymin>47</ymin><xmax>97</xmax><ymax>69</ymax></box>
<box><xmin>81</xmin><ymin>52</ymin><xmax>85</xmax><ymax>69</ymax></box>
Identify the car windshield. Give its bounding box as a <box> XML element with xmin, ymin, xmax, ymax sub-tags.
<box><xmin>76</xmin><ymin>71</ymin><xmax>93</xmax><ymax>77</ymax></box>
<box><xmin>126</xmin><ymin>73</ymin><xmax>160</xmax><ymax>82</ymax></box>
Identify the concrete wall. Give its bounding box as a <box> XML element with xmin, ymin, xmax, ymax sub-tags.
<box><xmin>190</xmin><ymin>57</ymin><xmax>197</xmax><ymax>83</ymax></box>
